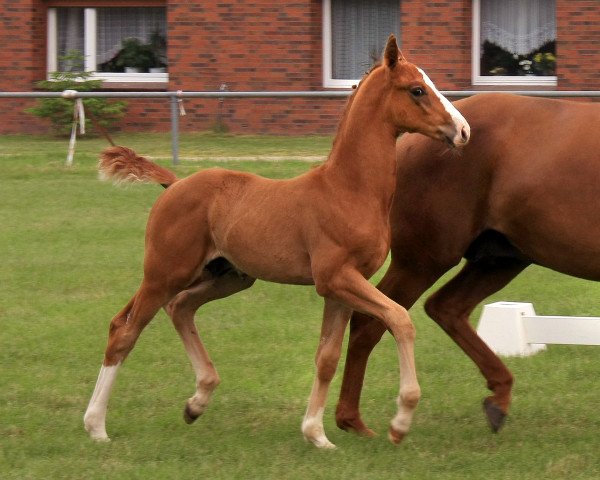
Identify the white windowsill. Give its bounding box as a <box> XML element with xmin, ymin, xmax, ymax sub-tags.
<box><xmin>473</xmin><ymin>75</ymin><xmax>557</xmax><ymax>87</ymax></box>
<box><xmin>323</xmin><ymin>78</ymin><xmax>360</xmax><ymax>89</ymax></box>
<box><xmin>45</xmin><ymin>72</ymin><xmax>169</xmax><ymax>84</ymax></box>
<box><xmin>90</xmin><ymin>72</ymin><xmax>168</xmax><ymax>83</ymax></box>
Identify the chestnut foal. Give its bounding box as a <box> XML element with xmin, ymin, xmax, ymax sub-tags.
<box><xmin>84</xmin><ymin>35</ymin><xmax>469</xmax><ymax>448</ymax></box>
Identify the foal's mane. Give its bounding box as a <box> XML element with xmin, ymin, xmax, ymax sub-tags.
<box><xmin>328</xmin><ymin>63</ymin><xmax>383</xmax><ymax>157</ymax></box>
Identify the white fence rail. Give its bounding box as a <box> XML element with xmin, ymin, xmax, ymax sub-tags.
<box><xmin>477</xmin><ymin>302</ymin><xmax>600</xmax><ymax>357</ymax></box>
<box><xmin>2</xmin><ymin>90</ymin><xmax>600</xmax><ymax>164</ymax></box>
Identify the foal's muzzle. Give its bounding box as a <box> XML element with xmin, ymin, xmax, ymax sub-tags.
<box><xmin>440</xmin><ymin>122</ymin><xmax>470</xmax><ymax>147</ymax></box>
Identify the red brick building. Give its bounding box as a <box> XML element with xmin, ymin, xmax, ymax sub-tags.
<box><xmin>1</xmin><ymin>1</ymin><xmax>598</xmax><ymax>135</ymax></box>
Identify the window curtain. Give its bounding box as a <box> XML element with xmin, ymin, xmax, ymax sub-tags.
<box><xmin>57</xmin><ymin>8</ymin><xmax>84</xmax><ymax>71</ymax></box>
<box><xmin>96</xmin><ymin>7</ymin><xmax>166</xmax><ymax>66</ymax></box>
<box><xmin>480</xmin><ymin>0</ymin><xmax>556</xmax><ymax>55</ymax></box>
<box><xmin>331</xmin><ymin>0</ymin><xmax>400</xmax><ymax>79</ymax></box>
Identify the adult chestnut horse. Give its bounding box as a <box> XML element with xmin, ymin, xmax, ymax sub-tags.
<box><xmin>83</xmin><ymin>35</ymin><xmax>470</xmax><ymax>449</ymax></box>
<box><xmin>334</xmin><ymin>92</ymin><xmax>600</xmax><ymax>437</ymax></box>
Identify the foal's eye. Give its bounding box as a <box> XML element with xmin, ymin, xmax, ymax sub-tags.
<box><xmin>410</xmin><ymin>86</ymin><xmax>425</xmax><ymax>98</ymax></box>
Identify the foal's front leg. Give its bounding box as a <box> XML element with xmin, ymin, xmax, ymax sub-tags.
<box><xmin>316</xmin><ymin>266</ymin><xmax>421</xmax><ymax>445</ymax></box>
<box><xmin>302</xmin><ymin>299</ymin><xmax>352</xmax><ymax>449</ymax></box>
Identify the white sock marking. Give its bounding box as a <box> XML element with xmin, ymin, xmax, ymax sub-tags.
<box><xmin>84</xmin><ymin>363</ymin><xmax>121</xmax><ymax>441</ymax></box>
<box><xmin>302</xmin><ymin>407</ymin><xmax>336</xmax><ymax>449</ymax></box>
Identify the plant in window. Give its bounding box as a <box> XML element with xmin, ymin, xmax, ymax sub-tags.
<box><xmin>481</xmin><ymin>40</ymin><xmax>556</xmax><ymax>77</ymax></box>
<box><xmin>532</xmin><ymin>52</ymin><xmax>556</xmax><ymax>76</ymax></box>
<box><xmin>149</xmin><ymin>31</ymin><xmax>167</xmax><ymax>71</ymax></box>
<box><xmin>115</xmin><ymin>38</ymin><xmax>157</xmax><ymax>73</ymax></box>
<box><xmin>481</xmin><ymin>41</ymin><xmax>518</xmax><ymax>76</ymax></box>
<box><xmin>518</xmin><ymin>59</ymin><xmax>533</xmax><ymax>75</ymax></box>
<box><xmin>27</xmin><ymin>51</ymin><xmax>127</xmax><ymax>136</ymax></box>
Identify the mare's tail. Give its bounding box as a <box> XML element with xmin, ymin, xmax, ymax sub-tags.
<box><xmin>98</xmin><ymin>146</ymin><xmax>178</xmax><ymax>189</ymax></box>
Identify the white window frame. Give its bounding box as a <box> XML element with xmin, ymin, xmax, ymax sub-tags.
<box><xmin>47</xmin><ymin>7</ymin><xmax>168</xmax><ymax>84</ymax></box>
<box><xmin>322</xmin><ymin>0</ymin><xmax>363</xmax><ymax>89</ymax></box>
<box><xmin>472</xmin><ymin>0</ymin><xmax>556</xmax><ymax>86</ymax></box>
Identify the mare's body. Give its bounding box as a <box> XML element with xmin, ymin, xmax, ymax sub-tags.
<box><xmin>335</xmin><ymin>93</ymin><xmax>600</xmax><ymax>435</ymax></box>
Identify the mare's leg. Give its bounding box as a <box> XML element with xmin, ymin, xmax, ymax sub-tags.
<box><xmin>335</xmin><ymin>312</ymin><xmax>385</xmax><ymax>437</ymax></box>
<box><xmin>315</xmin><ymin>266</ymin><xmax>421</xmax><ymax>446</ymax></box>
<box><xmin>423</xmin><ymin>258</ymin><xmax>528</xmax><ymax>432</ymax></box>
<box><xmin>302</xmin><ymin>299</ymin><xmax>352</xmax><ymax>449</ymax></box>
<box><xmin>165</xmin><ymin>269</ymin><xmax>255</xmax><ymax>424</ymax></box>
<box><xmin>84</xmin><ymin>282</ymin><xmax>170</xmax><ymax>441</ymax></box>
<box><xmin>336</xmin><ymin>260</ymin><xmax>443</xmax><ymax>436</ymax></box>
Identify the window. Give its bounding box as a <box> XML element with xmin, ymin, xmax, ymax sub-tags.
<box><xmin>472</xmin><ymin>0</ymin><xmax>556</xmax><ymax>86</ymax></box>
<box><xmin>47</xmin><ymin>7</ymin><xmax>168</xmax><ymax>83</ymax></box>
<box><xmin>323</xmin><ymin>0</ymin><xmax>400</xmax><ymax>88</ymax></box>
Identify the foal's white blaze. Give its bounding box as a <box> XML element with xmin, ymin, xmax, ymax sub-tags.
<box><xmin>84</xmin><ymin>363</ymin><xmax>121</xmax><ymax>441</ymax></box>
<box><xmin>417</xmin><ymin>67</ymin><xmax>470</xmax><ymax>145</ymax></box>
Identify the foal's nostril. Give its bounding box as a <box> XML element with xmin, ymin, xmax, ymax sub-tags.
<box><xmin>460</xmin><ymin>126</ymin><xmax>469</xmax><ymax>143</ymax></box>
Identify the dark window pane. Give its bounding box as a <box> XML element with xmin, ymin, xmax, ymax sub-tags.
<box><xmin>57</xmin><ymin>8</ymin><xmax>84</xmax><ymax>71</ymax></box>
<box><xmin>480</xmin><ymin>0</ymin><xmax>556</xmax><ymax>77</ymax></box>
<box><xmin>331</xmin><ymin>0</ymin><xmax>400</xmax><ymax>79</ymax></box>
<box><xmin>97</xmin><ymin>7</ymin><xmax>167</xmax><ymax>73</ymax></box>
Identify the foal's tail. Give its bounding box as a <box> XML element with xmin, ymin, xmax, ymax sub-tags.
<box><xmin>98</xmin><ymin>146</ymin><xmax>178</xmax><ymax>189</ymax></box>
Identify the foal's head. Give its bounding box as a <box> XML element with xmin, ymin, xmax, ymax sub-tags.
<box><xmin>358</xmin><ymin>35</ymin><xmax>470</xmax><ymax>147</ymax></box>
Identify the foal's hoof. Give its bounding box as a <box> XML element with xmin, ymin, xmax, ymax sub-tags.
<box><xmin>183</xmin><ymin>404</ymin><xmax>200</xmax><ymax>425</ymax></box>
<box><xmin>85</xmin><ymin>426</ymin><xmax>111</xmax><ymax>442</ymax></box>
<box><xmin>84</xmin><ymin>412</ymin><xmax>111</xmax><ymax>442</ymax></box>
<box><xmin>303</xmin><ymin>435</ymin><xmax>337</xmax><ymax>450</ymax></box>
<box><xmin>387</xmin><ymin>426</ymin><xmax>406</xmax><ymax>445</ymax></box>
<box><xmin>483</xmin><ymin>397</ymin><xmax>507</xmax><ymax>433</ymax></box>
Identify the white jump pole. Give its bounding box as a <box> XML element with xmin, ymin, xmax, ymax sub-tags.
<box><xmin>476</xmin><ymin>301</ymin><xmax>600</xmax><ymax>357</ymax></box>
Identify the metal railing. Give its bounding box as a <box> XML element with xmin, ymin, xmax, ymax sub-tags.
<box><xmin>2</xmin><ymin>89</ymin><xmax>600</xmax><ymax>164</ymax></box>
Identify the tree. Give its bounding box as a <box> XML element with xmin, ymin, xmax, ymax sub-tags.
<box><xmin>27</xmin><ymin>52</ymin><xmax>126</xmax><ymax>136</ymax></box>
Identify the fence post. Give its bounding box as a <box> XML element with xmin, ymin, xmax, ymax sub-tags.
<box><xmin>170</xmin><ymin>94</ymin><xmax>179</xmax><ymax>165</ymax></box>
<box><xmin>476</xmin><ymin>302</ymin><xmax>547</xmax><ymax>356</ymax></box>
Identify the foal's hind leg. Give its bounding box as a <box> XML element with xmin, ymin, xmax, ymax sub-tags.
<box><xmin>165</xmin><ymin>268</ymin><xmax>255</xmax><ymax>424</ymax></box>
<box><xmin>424</xmin><ymin>258</ymin><xmax>528</xmax><ymax>432</ymax></box>
<box><xmin>84</xmin><ymin>283</ymin><xmax>169</xmax><ymax>441</ymax></box>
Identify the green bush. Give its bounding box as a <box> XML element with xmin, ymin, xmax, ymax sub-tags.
<box><xmin>27</xmin><ymin>52</ymin><xmax>127</xmax><ymax>136</ymax></box>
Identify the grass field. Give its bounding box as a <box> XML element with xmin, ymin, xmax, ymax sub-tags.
<box><xmin>2</xmin><ymin>133</ymin><xmax>600</xmax><ymax>479</ymax></box>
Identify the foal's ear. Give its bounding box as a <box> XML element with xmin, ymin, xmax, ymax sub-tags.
<box><xmin>384</xmin><ymin>34</ymin><xmax>405</xmax><ymax>69</ymax></box>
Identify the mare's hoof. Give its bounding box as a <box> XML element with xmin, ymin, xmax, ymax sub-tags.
<box><xmin>336</xmin><ymin>418</ymin><xmax>377</xmax><ymax>438</ymax></box>
<box><xmin>183</xmin><ymin>404</ymin><xmax>200</xmax><ymax>425</ymax></box>
<box><xmin>483</xmin><ymin>397</ymin><xmax>507</xmax><ymax>433</ymax></box>
<box><xmin>387</xmin><ymin>427</ymin><xmax>406</xmax><ymax>445</ymax></box>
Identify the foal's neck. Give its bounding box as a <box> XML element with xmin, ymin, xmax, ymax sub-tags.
<box><xmin>323</xmin><ymin>87</ymin><xmax>399</xmax><ymax>205</ymax></box>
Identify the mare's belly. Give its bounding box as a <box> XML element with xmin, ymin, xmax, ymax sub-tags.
<box><xmin>507</xmin><ymin>217</ymin><xmax>600</xmax><ymax>281</ymax></box>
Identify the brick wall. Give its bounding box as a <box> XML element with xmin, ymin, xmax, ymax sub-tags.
<box><xmin>401</xmin><ymin>0</ymin><xmax>472</xmax><ymax>89</ymax></box>
<box><xmin>556</xmin><ymin>0</ymin><xmax>600</xmax><ymax>89</ymax></box>
<box><xmin>0</xmin><ymin>0</ymin><xmax>48</xmax><ymax>133</ymax></box>
<box><xmin>165</xmin><ymin>0</ymin><xmax>345</xmax><ymax>134</ymax></box>
<box><xmin>0</xmin><ymin>1</ymin><xmax>598</xmax><ymax>136</ymax></box>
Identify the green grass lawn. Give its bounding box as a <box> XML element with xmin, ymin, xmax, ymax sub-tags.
<box><xmin>1</xmin><ymin>134</ymin><xmax>600</xmax><ymax>479</ymax></box>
